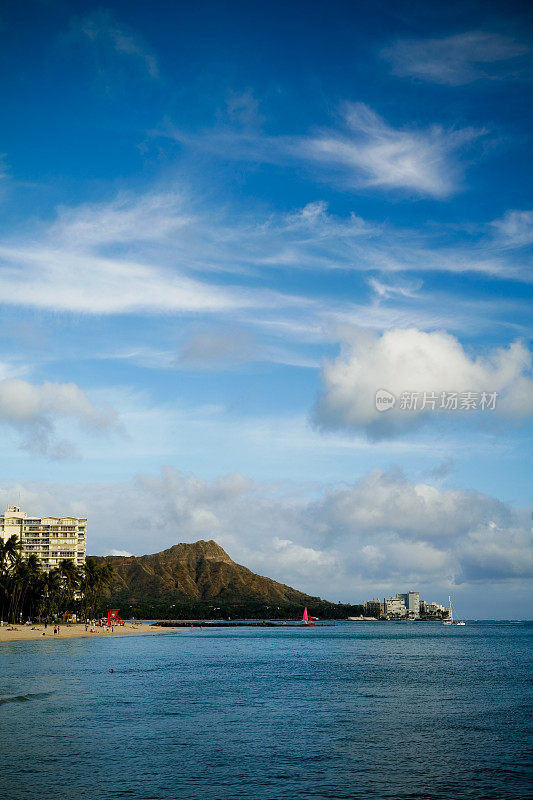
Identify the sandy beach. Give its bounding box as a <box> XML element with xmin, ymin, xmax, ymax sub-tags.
<box><xmin>0</xmin><ymin>622</ymin><xmax>185</xmax><ymax>643</ymax></box>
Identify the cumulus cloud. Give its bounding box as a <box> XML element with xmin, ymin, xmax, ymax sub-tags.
<box><xmin>312</xmin><ymin>467</ymin><xmax>510</xmax><ymax>543</ymax></box>
<box><xmin>1</xmin><ymin>467</ymin><xmax>530</xmax><ymax>613</ymax></box>
<box><xmin>314</xmin><ymin>327</ymin><xmax>533</xmax><ymax>438</ymax></box>
<box><xmin>457</xmin><ymin>520</ymin><xmax>533</xmax><ymax>581</ymax></box>
<box><xmin>0</xmin><ymin>378</ymin><xmax>118</xmax><ymax>458</ymax></box>
<box><xmin>382</xmin><ymin>31</ymin><xmax>530</xmax><ymax>85</ymax></box>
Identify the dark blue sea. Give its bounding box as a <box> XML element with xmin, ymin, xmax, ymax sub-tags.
<box><xmin>1</xmin><ymin>621</ymin><xmax>531</xmax><ymax>800</ymax></box>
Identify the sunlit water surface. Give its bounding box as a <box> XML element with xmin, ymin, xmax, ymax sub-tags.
<box><xmin>1</xmin><ymin>621</ymin><xmax>531</xmax><ymax>799</ymax></box>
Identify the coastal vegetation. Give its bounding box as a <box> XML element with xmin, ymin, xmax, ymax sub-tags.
<box><xmin>1</xmin><ymin>535</ymin><xmax>365</xmax><ymax>622</ymax></box>
<box><xmin>0</xmin><ymin>535</ymin><xmax>114</xmax><ymax>623</ymax></box>
<box><xmin>93</xmin><ymin>540</ymin><xmax>365</xmax><ymax>621</ymax></box>
<box><xmin>100</xmin><ymin>595</ymin><xmax>365</xmax><ymax>621</ymax></box>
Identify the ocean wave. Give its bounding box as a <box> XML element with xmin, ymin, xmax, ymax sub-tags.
<box><xmin>0</xmin><ymin>691</ymin><xmax>52</xmax><ymax>706</ymax></box>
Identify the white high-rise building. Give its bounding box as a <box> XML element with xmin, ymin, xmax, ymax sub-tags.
<box><xmin>383</xmin><ymin>595</ymin><xmax>407</xmax><ymax>617</ymax></box>
<box><xmin>0</xmin><ymin>506</ymin><xmax>86</xmax><ymax>571</ymax></box>
<box><xmin>383</xmin><ymin>591</ymin><xmax>420</xmax><ymax>619</ymax></box>
<box><xmin>398</xmin><ymin>591</ymin><xmax>420</xmax><ymax>619</ymax></box>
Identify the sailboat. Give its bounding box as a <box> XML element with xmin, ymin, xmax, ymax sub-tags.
<box><xmin>443</xmin><ymin>596</ymin><xmax>466</xmax><ymax>626</ymax></box>
<box><xmin>443</xmin><ymin>596</ymin><xmax>453</xmax><ymax>624</ymax></box>
<box><xmin>302</xmin><ymin>607</ymin><xmax>315</xmax><ymax>625</ymax></box>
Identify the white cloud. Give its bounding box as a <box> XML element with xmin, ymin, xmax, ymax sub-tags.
<box><xmin>457</xmin><ymin>521</ymin><xmax>533</xmax><ymax>581</ymax></box>
<box><xmin>0</xmin><ymin>190</ymin><xmax>323</xmax><ymax>317</ymax></box>
<box><xmin>315</xmin><ymin>327</ymin><xmax>533</xmax><ymax>438</ymax></box>
<box><xmin>294</xmin><ymin>103</ymin><xmax>482</xmax><ymax>197</ymax></box>
<box><xmin>382</xmin><ymin>31</ymin><xmax>530</xmax><ymax>85</ymax></box>
<box><xmin>0</xmin><ymin>359</ymin><xmax>30</xmax><ymax>381</ymax></box>
<box><xmin>172</xmin><ymin>103</ymin><xmax>482</xmax><ymax>198</ymax></box>
<box><xmin>271</xmin><ymin>537</ymin><xmax>338</xmax><ymax>578</ymax></box>
<box><xmin>0</xmin><ymin>378</ymin><xmax>118</xmax><ymax>458</ymax></box>
<box><xmin>1</xmin><ymin>188</ymin><xmax>528</xmax><ymax>337</ymax></box>
<box><xmin>313</xmin><ymin>468</ymin><xmax>510</xmax><ymax>543</ymax></box>
<box><xmin>1</xmin><ymin>467</ymin><xmax>530</xmax><ymax>613</ymax></box>
<box><xmin>368</xmin><ymin>276</ymin><xmax>423</xmax><ymax>299</ymax></box>
<box><xmin>491</xmin><ymin>210</ymin><xmax>533</xmax><ymax>248</ymax></box>
<box><xmin>0</xmin><ymin>244</ymin><xmax>280</xmax><ymax>315</ymax></box>
<box><xmin>51</xmin><ymin>192</ymin><xmax>192</xmax><ymax>248</ymax></box>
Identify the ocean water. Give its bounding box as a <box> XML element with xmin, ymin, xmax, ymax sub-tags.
<box><xmin>0</xmin><ymin>621</ymin><xmax>531</xmax><ymax>800</ymax></box>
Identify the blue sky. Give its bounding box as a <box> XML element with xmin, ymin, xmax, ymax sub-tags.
<box><xmin>0</xmin><ymin>0</ymin><xmax>532</xmax><ymax>615</ymax></box>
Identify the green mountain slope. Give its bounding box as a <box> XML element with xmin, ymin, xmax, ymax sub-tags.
<box><xmin>91</xmin><ymin>540</ymin><xmax>362</xmax><ymax>619</ymax></box>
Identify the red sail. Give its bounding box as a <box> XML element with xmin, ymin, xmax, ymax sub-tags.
<box><xmin>302</xmin><ymin>607</ymin><xmax>309</xmax><ymax>622</ymax></box>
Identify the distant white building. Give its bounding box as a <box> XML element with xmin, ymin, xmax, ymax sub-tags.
<box><xmin>364</xmin><ymin>598</ymin><xmax>383</xmax><ymax>617</ymax></box>
<box><xmin>383</xmin><ymin>591</ymin><xmax>420</xmax><ymax>619</ymax></box>
<box><xmin>421</xmin><ymin>601</ymin><xmax>449</xmax><ymax>617</ymax></box>
<box><xmin>398</xmin><ymin>591</ymin><xmax>420</xmax><ymax>619</ymax></box>
<box><xmin>383</xmin><ymin>595</ymin><xmax>407</xmax><ymax>618</ymax></box>
<box><xmin>0</xmin><ymin>506</ymin><xmax>86</xmax><ymax>571</ymax></box>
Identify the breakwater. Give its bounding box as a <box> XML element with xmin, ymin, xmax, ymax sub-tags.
<box><xmin>154</xmin><ymin>620</ymin><xmax>336</xmax><ymax>627</ymax></box>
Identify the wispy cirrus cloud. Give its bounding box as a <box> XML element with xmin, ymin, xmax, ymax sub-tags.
<box><xmin>0</xmin><ymin>188</ymin><xmax>531</xmax><ymax>364</ymax></box>
<box><xmin>50</xmin><ymin>191</ymin><xmax>192</xmax><ymax>248</ymax></box>
<box><xmin>168</xmin><ymin>103</ymin><xmax>483</xmax><ymax>198</ymax></box>
<box><xmin>0</xmin><ymin>245</ymin><xmax>261</xmax><ymax>315</ymax></box>
<box><xmin>66</xmin><ymin>9</ymin><xmax>159</xmax><ymax>84</ymax></box>
<box><xmin>381</xmin><ymin>31</ymin><xmax>530</xmax><ymax>85</ymax></box>
<box><xmin>491</xmin><ymin>209</ymin><xmax>533</xmax><ymax>248</ymax></box>
<box><xmin>12</xmin><ymin>188</ymin><xmax>530</xmax><ymax>283</ymax></box>
<box><xmin>289</xmin><ymin>103</ymin><xmax>482</xmax><ymax>198</ymax></box>
<box><xmin>0</xmin><ymin>190</ymin><xmax>307</xmax><ymax>314</ymax></box>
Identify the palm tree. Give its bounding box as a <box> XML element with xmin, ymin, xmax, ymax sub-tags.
<box><xmin>7</xmin><ymin>551</ymin><xmax>26</xmax><ymax>624</ymax></box>
<box><xmin>0</xmin><ymin>535</ymin><xmax>21</xmax><ymax>621</ymax></box>
<box><xmin>80</xmin><ymin>557</ymin><xmax>98</xmax><ymax>619</ymax></box>
<box><xmin>19</xmin><ymin>554</ymin><xmax>42</xmax><ymax>621</ymax></box>
<box><xmin>0</xmin><ymin>547</ymin><xmax>115</xmax><ymax>624</ymax></box>
<box><xmin>57</xmin><ymin>559</ymin><xmax>81</xmax><ymax>617</ymax></box>
<box><xmin>6</xmin><ymin>553</ymin><xmax>43</xmax><ymax>623</ymax></box>
<box><xmin>37</xmin><ymin>567</ymin><xmax>63</xmax><ymax>621</ymax></box>
<box><xmin>80</xmin><ymin>558</ymin><xmax>115</xmax><ymax>619</ymax></box>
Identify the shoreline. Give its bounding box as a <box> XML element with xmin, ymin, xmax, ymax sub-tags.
<box><xmin>155</xmin><ymin>620</ymin><xmax>336</xmax><ymax>627</ymax></box>
<box><xmin>0</xmin><ymin>622</ymin><xmax>186</xmax><ymax>643</ymax></box>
